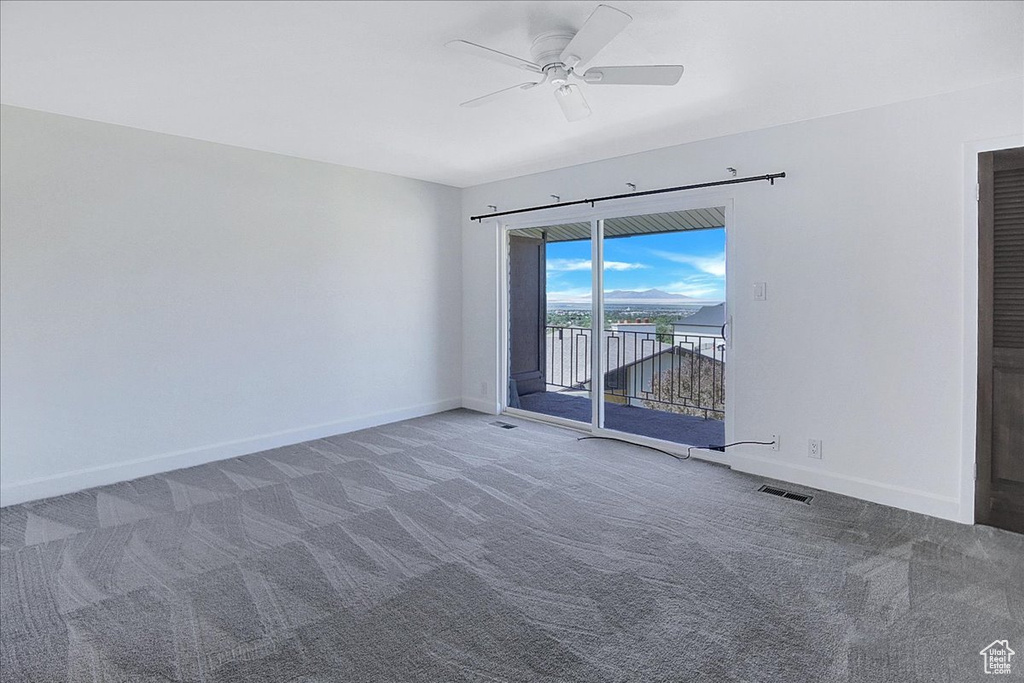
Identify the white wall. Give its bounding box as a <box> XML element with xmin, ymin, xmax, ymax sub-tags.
<box><xmin>461</xmin><ymin>79</ymin><xmax>1023</xmax><ymax>523</ymax></box>
<box><xmin>0</xmin><ymin>105</ymin><xmax>462</xmax><ymax>505</ymax></box>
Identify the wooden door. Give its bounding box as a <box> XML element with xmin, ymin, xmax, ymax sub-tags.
<box><xmin>976</xmin><ymin>146</ymin><xmax>1024</xmax><ymax>533</ymax></box>
<box><xmin>509</xmin><ymin>235</ymin><xmax>546</xmax><ymax>396</ymax></box>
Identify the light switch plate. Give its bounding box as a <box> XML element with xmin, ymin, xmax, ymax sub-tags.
<box><xmin>753</xmin><ymin>282</ymin><xmax>767</xmax><ymax>301</ymax></box>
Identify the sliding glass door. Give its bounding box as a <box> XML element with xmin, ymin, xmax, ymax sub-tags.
<box><xmin>507</xmin><ymin>223</ymin><xmax>592</xmax><ymax>425</ymax></box>
<box><xmin>599</xmin><ymin>210</ymin><xmax>727</xmax><ymax>447</ymax></box>
<box><xmin>506</xmin><ymin>206</ymin><xmax>727</xmax><ymax>449</ymax></box>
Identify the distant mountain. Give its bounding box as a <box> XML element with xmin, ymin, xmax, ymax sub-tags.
<box><xmin>603</xmin><ymin>289</ymin><xmax>695</xmax><ymax>301</ymax></box>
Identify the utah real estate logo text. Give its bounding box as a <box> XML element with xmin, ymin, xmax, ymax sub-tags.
<box><xmin>980</xmin><ymin>640</ymin><xmax>1015</xmax><ymax>675</ymax></box>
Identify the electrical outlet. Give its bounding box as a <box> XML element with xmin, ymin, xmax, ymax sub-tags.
<box><xmin>771</xmin><ymin>434</ymin><xmax>780</xmax><ymax>451</ymax></box>
<box><xmin>808</xmin><ymin>439</ymin><xmax>822</xmax><ymax>459</ymax></box>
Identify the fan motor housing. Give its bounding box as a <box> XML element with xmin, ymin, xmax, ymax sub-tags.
<box><xmin>530</xmin><ymin>31</ymin><xmax>574</xmax><ymax>69</ymax></box>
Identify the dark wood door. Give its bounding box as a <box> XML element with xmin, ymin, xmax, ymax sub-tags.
<box><xmin>509</xmin><ymin>235</ymin><xmax>546</xmax><ymax>396</ymax></box>
<box><xmin>976</xmin><ymin>146</ymin><xmax>1024</xmax><ymax>533</ymax></box>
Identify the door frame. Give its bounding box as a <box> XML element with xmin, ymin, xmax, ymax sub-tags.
<box><xmin>959</xmin><ymin>135</ymin><xmax>1024</xmax><ymax>524</ymax></box>
<box><xmin>498</xmin><ymin>191</ymin><xmax>736</xmax><ymax>461</ymax></box>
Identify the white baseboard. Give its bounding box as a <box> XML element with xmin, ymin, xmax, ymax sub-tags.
<box><xmin>0</xmin><ymin>398</ymin><xmax>462</xmax><ymax>507</ymax></box>
<box><xmin>729</xmin><ymin>452</ymin><xmax>963</xmax><ymax>522</ymax></box>
<box><xmin>461</xmin><ymin>397</ymin><xmax>500</xmax><ymax>415</ymax></box>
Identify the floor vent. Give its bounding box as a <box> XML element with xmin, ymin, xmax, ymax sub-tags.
<box><xmin>491</xmin><ymin>421</ymin><xmax>518</xmax><ymax>429</ymax></box>
<box><xmin>758</xmin><ymin>484</ymin><xmax>813</xmax><ymax>504</ymax></box>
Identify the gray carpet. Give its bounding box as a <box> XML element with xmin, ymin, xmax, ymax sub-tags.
<box><xmin>0</xmin><ymin>409</ymin><xmax>1021</xmax><ymax>682</ymax></box>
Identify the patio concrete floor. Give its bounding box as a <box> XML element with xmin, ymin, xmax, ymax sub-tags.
<box><xmin>517</xmin><ymin>390</ymin><xmax>725</xmax><ymax>447</ymax></box>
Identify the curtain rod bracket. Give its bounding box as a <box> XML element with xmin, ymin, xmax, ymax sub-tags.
<box><xmin>475</xmin><ymin>205</ymin><xmax>498</xmax><ymax>222</ymax></box>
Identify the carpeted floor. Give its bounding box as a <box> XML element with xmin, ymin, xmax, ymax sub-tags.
<box><xmin>1</xmin><ymin>409</ymin><xmax>1021</xmax><ymax>682</ymax></box>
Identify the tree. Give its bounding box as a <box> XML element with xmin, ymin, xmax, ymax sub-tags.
<box><xmin>643</xmin><ymin>350</ymin><xmax>725</xmax><ymax>420</ymax></box>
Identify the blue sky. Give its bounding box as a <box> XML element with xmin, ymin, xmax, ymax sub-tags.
<box><xmin>545</xmin><ymin>228</ymin><xmax>725</xmax><ymax>302</ymax></box>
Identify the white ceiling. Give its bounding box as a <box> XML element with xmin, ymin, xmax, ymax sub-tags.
<box><xmin>2</xmin><ymin>1</ymin><xmax>1021</xmax><ymax>187</ymax></box>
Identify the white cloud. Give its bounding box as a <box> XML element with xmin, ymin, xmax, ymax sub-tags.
<box><xmin>606</xmin><ymin>260</ymin><xmax>648</xmax><ymax>271</ymax></box>
<box><xmin>663</xmin><ymin>284</ymin><xmax>720</xmax><ymax>298</ymax></box>
<box><xmin>547</xmin><ymin>258</ymin><xmax>591</xmax><ymax>272</ymax></box>
<box><xmin>547</xmin><ymin>258</ymin><xmax>648</xmax><ymax>272</ymax></box>
<box><xmin>661</xmin><ymin>273</ymin><xmax>725</xmax><ymax>299</ymax></box>
<box><xmin>652</xmin><ymin>251</ymin><xmax>726</xmax><ymax>277</ymax></box>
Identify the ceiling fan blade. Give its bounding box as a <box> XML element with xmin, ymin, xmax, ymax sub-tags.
<box><xmin>560</xmin><ymin>4</ymin><xmax>632</xmax><ymax>69</ymax></box>
<box><xmin>460</xmin><ymin>82</ymin><xmax>540</xmax><ymax>108</ymax></box>
<box><xmin>582</xmin><ymin>65</ymin><xmax>684</xmax><ymax>85</ymax></box>
<box><xmin>446</xmin><ymin>40</ymin><xmax>542</xmax><ymax>73</ymax></box>
<box><xmin>554</xmin><ymin>85</ymin><xmax>592</xmax><ymax>122</ymax></box>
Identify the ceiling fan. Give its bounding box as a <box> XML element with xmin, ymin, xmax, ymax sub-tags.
<box><xmin>446</xmin><ymin>4</ymin><xmax>683</xmax><ymax>122</ymax></box>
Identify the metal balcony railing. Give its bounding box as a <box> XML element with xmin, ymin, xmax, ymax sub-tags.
<box><xmin>545</xmin><ymin>326</ymin><xmax>725</xmax><ymax>419</ymax></box>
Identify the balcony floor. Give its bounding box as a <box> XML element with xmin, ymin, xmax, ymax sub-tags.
<box><xmin>517</xmin><ymin>390</ymin><xmax>725</xmax><ymax>447</ymax></box>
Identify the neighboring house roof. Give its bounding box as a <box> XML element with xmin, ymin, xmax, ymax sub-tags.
<box><xmin>674</xmin><ymin>303</ymin><xmax>725</xmax><ymax>328</ymax></box>
<box><xmin>546</xmin><ymin>329</ymin><xmax>673</xmax><ymax>387</ymax></box>
<box><xmin>545</xmin><ymin>328</ymin><xmax>720</xmax><ymax>388</ymax></box>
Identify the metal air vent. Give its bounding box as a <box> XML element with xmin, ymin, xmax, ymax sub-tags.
<box><xmin>758</xmin><ymin>484</ymin><xmax>812</xmax><ymax>504</ymax></box>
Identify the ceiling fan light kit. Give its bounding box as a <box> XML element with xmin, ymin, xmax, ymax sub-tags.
<box><xmin>447</xmin><ymin>4</ymin><xmax>685</xmax><ymax>122</ymax></box>
<box><xmin>555</xmin><ymin>84</ymin><xmax>592</xmax><ymax>122</ymax></box>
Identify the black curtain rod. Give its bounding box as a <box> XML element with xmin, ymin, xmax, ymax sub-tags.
<box><xmin>470</xmin><ymin>172</ymin><xmax>786</xmax><ymax>222</ymax></box>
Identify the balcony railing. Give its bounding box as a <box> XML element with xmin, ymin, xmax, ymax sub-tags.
<box><xmin>545</xmin><ymin>326</ymin><xmax>725</xmax><ymax>419</ymax></box>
